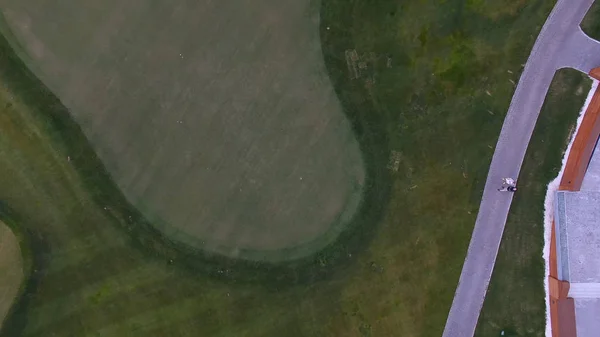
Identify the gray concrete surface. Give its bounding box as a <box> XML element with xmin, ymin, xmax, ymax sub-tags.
<box><xmin>559</xmin><ymin>27</ymin><xmax>600</xmax><ymax>72</ymax></box>
<box><xmin>554</xmin><ymin>138</ymin><xmax>600</xmax><ymax>333</ymax></box>
<box><xmin>570</xmin><ymin>283</ymin><xmax>600</xmax><ymax>297</ymax></box>
<box><xmin>442</xmin><ymin>1</ymin><xmax>600</xmax><ymax>336</ymax></box>
<box><xmin>581</xmin><ymin>140</ymin><xmax>600</xmax><ymax>190</ymax></box>
<box><xmin>555</xmin><ymin>191</ymin><xmax>600</xmax><ymax>283</ymax></box>
<box><xmin>555</xmin><ymin>191</ymin><xmax>570</xmax><ymax>281</ymax></box>
<box><xmin>575</xmin><ymin>298</ymin><xmax>600</xmax><ymax>337</ymax></box>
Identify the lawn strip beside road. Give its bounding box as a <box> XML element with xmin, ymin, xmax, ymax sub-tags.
<box><xmin>443</xmin><ymin>0</ymin><xmax>600</xmax><ymax>335</ymax></box>
<box><xmin>475</xmin><ymin>69</ymin><xmax>591</xmax><ymax>337</ymax></box>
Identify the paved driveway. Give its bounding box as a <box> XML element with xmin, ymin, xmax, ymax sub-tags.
<box><xmin>442</xmin><ymin>1</ymin><xmax>600</xmax><ymax>336</ymax></box>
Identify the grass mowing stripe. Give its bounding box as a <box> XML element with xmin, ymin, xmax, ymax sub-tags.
<box><xmin>30</xmin><ymin>246</ymin><xmax>162</xmax><ymax>304</ymax></box>
<box><xmin>83</xmin><ymin>289</ymin><xmax>316</xmax><ymax>337</ymax></box>
<box><xmin>80</xmin><ymin>297</ymin><xmax>225</xmax><ymax>337</ymax></box>
<box><xmin>0</xmin><ymin>90</ymin><xmax>86</xmax><ymax>206</ymax></box>
<box><xmin>0</xmin><ymin>221</ymin><xmax>22</xmax><ymax>330</ymax></box>
<box><xmin>42</xmin><ymin>232</ymin><xmax>127</xmax><ymax>273</ymax></box>
<box><xmin>28</xmin><ymin>264</ymin><xmax>174</xmax><ymax>332</ymax></box>
<box><xmin>475</xmin><ymin>69</ymin><xmax>591</xmax><ymax>336</ymax></box>
<box><xmin>31</xmin><ymin>272</ymin><xmax>188</xmax><ymax>335</ymax></box>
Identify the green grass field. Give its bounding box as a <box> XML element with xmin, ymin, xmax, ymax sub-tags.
<box><xmin>582</xmin><ymin>0</ymin><xmax>600</xmax><ymax>40</ymax></box>
<box><xmin>0</xmin><ymin>0</ymin><xmax>569</xmax><ymax>336</ymax></box>
<box><xmin>0</xmin><ymin>0</ymin><xmax>366</xmax><ymax>261</ymax></box>
<box><xmin>0</xmin><ymin>221</ymin><xmax>23</xmax><ymax>329</ymax></box>
<box><xmin>475</xmin><ymin>69</ymin><xmax>591</xmax><ymax>337</ymax></box>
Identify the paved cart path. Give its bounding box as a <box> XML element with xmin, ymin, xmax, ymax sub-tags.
<box><xmin>442</xmin><ymin>1</ymin><xmax>600</xmax><ymax>336</ymax></box>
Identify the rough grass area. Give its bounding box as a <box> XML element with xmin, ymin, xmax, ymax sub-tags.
<box><xmin>0</xmin><ymin>0</ymin><xmax>365</xmax><ymax>260</ymax></box>
<box><xmin>0</xmin><ymin>221</ymin><xmax>23</xmax><ymax>329</ymax></box>
<box><xmin>475</xmin><ymin>69</ymin><xmax>591</xmax><ymax>336</ymax></box>
<box><xmin>0</xmin><ymin>0</ymin><xmax>561</xmax><ymax>336</ymax></box>
<box><xmin>320</xmin><ymin>0</ymin><xmax>555</xmax><ymax>332</ymax></box>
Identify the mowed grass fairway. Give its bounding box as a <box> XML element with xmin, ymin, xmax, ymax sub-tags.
<box><xmin>0</xmin><ymin>0</ymin><xmax>565</xmax><ymax>336</ymax></box>
<box><xmin>0</xmin><ymin>221</ymin><xmax>23</xmax><ymax>329</ymax></box>
<box><xmin>0</xmin><ymin>0</ymin><xmax>365</xmax><ymax>260</ymax></box>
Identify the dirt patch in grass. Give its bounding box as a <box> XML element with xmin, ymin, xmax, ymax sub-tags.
<box><xmin>0</xmin><ymin>221</ymin><xmax>23</xmax><ymax>329</ymax></box>
<box><xmin>0</xmin><ymin>0</ymin><xmax>365</xmax><ymax>261</ymax></box>
<box><xmin>475</xmin><ymin>69</ymin><xmax>591</xmax><ymax>337</ymax></box>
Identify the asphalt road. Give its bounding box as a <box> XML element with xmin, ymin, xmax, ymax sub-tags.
<box><xmin>442</xmin><ymin>1</ymin><xmax>600</xmax><ymax>336</ymax></box>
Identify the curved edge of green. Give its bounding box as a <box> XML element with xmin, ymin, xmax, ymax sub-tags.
<box><xmin>134</xmin><ymin>179</ymin><xmax>364</xmax><ymax>263</ymax></box>
<box><xmin>0</xmin><ymin>0</ymin><xmax>391</xmax><ymax>285</ymax></box>
<box><xmin>0</xmin><ymin>5</ymin><xmax>373</xmax><ymax>264</ymax></box>
<box><xmin>0</xmin><ymin>207</ymin><xmax>34</xmax><ymax>336</ymax></box>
